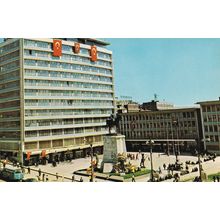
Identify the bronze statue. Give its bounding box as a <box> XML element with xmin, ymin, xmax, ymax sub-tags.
<box><xmin>106</xmin><ymin>114</ymin><xmax>122</xmax><ymax>134</ymax></box>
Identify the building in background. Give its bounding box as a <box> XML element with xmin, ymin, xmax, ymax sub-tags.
<box><xmin>141</xmin><ymin>100</ymin><xmax>174</xmax><ymax>111</ymax></box>
<box><xmin>118</xmin><ymin>103</ymin><xmax>203</xmax><ymax>154</ymax></box>
<box><xmin>115</xmin><ymin>96</ymin><xmax>139</xmax><ymax>113</ymax></box>
<box><xmin>0</xmin><ymin>38</ymin><xmax>115</xmax><ymax>164</ymax></box>
<box><xmin>197</xmin><ymin>98</ymin><xmax>220</xmax><ymax>154</ymax></box>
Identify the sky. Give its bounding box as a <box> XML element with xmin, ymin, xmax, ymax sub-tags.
<box><xmin>1</xmin><ymin>38</ymin><xmax>219</xmax><ymax>106</ymax></box>
<box><xmin>107</xmin><ymin>38</ymin><xmax>220</xmax><ymax>106</ymax></box>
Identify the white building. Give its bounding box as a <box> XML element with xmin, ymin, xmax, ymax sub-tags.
<box><xmin>0</xmin><ymin>38</ymin><xmax>115</xmax><ymax>164</ymax></box>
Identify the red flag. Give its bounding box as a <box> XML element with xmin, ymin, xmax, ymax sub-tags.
<box><xmin>90</xmin><ymin>46</ymin><xmax>97</xmax><ymax>61</ymax></box>
<box><xmin>27</xmin><ymin>152</ymin><xmax>31</xmax><ymax>160</ymax></box>
<box><xmin>53</xmin><ymin>39</ymin><xmax>62</xmax><ymax>57</ymax></box>
<box><xmin>41</xmin><ymin>150</ymin><xmax>46</xmax><ymax>158</ymax></box>
<box><xmin>74</xmin><ymin>42</ymin><xmax>80</xmax><ymax>54</ymax></box>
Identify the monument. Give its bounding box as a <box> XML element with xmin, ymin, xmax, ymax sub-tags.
<box><xmin>101</xmin><ymin>114</ymin><xmax>127</xmax><ymax>173</ymax></box>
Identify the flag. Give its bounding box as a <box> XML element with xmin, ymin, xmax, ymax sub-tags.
<box><xmin>27</xmin><ymin>152</ymin><xmax>31</xmax><ymax>160</ymax></box>
<box><xmin>53</xmin><ymin>39</ymin><xmax>62</xmax><ymax>57</ymax></box>
<box><xmin>74</xmin><ymin>42</ymin><xmax>80</xmax><ymax>54</ymax></box>
<box><xmin>90</xmin><ymin>46</ymin><xmax>97</xmax><ymax>61</ymax></box>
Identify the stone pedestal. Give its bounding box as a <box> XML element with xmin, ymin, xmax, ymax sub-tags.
<box><xmin>101</xmin><ymin>134</ymin><xmax>126</xmax><ymax>173</ymax></box>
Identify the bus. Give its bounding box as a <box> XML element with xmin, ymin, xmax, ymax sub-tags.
<box><xmin>0</xmin><ymin>165</ymin><xmax>24</xmax><ymax>182</ymax></box>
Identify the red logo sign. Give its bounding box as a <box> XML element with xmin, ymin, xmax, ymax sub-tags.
<box><xmin>41</xmin><ymin>150</ymin><xmax>46</xmax><ymax>158</ymax></box>
<box><xmin>74</xmin><ymin>42</ymin><xmax>80</xmax><ymax>54</ymax></box>
<box><xmin>90</xmin><ymin>46</ymin><xmax>97</xmax><ymax>62</ymax></box>
<box><xmin>53</xmin><ymin>39</ymin><xmax>62</xmax><ymax>57</ymax></box>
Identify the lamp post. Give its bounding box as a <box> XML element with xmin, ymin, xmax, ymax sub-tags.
<box><xmin>172</xmin><ymin>118</ymin><xmax>179</xmax><ymax>164</ymax></box>
<box><xmin>90</xmin><ymin>143</ymin><xmax>94</xmax><ymax>182</ymax></box>
<box><xmin>146</xmin><ymin>139</ymin><xmax>155</xmax><ymax>182</ymax></box>
<box><xmin>196</xmin><ymin>137</ymin><xmax>210</xmax><ymax>182</ymax></box>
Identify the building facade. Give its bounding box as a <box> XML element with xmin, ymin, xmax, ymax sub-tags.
<box><xmin>118</xmin><ymin>107</ymin><xmax>203</xmax><ymax>153</ymax></box>
<box><xmin>0</xmin><ymin>38</ymin><xmax>115</xmax><ymax>164</ymax></box>
<box><xmin>197</xmin><ymin>99</ymin><xmax>220</xmax><ymax>154</ymax></box>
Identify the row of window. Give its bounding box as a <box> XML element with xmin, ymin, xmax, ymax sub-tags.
<box><xmin>24</xmin><ymin>59</ymin><xmax>112</xmax><ymax>75</ymax></box>
<box><xmin>204</xmin><ymin>125</ymin><xmax>220</xmax><ymax>133</ymax></box>
<box><xmin>24</xmin><ymin>40</ymin><xmax>111</xmax><ymax>60</ymax></box>
<box><xmin>25</xmin><ymin>79</ymin><xmax>112</xmax><ymax>90</ymax></box>
<box><xmin>25</xmin><ymin>126</ymin><xmax>107</xmax><ymax>137</ymax></box>
<box><xmin>25</xmin><ymin>109</ymin><xmax>112</xmax><ymax>117</ymax></box>
<box><xmin>25</xmin><ymin>118</ymin><xmax>106</xmax><ymax>127</ymax></box>
<box><xmin>203</xmin><ymin>114</ymin><xmax>220</xmax><ymax>122</ymax></box>
<box><xmin>0</xmin><ymin>70</ymin><xmax>19</xmax><ymax>82</ymax></box>
<box><xmin>0</xmin><ymin>80</ymin><xmax>19</xmax><ymax>90</ymax></box>
<box><xmin>25</xmin><ymin>89</ymin><xmax>113</xmax><ymax>98</ymax></box>
<box><xmin>0</xmin><ymin>60</ymin><xmax>20</xmax><ymax>73</ymax></box>
<box><xmin>0</xmin><ymin>40</ymin><xmax>19</xmax><ymax>54</ymax></box>
<box><xmin>202</xmin><ymin>104</ymin><xmax>220</xmax><ymax>113</ymax></box>
<box><xmin>24</xmin><ymin>99</ymin><xmax>113</xmax><ymax>107</ymax></box>
<box><xmin>122</xmin><ymin>112</ymin><xmax>196</xmax><ymax>121</ymax></box>
<box><xmin>25</xmin><ymin>69</ymin><xmax>112</xmax><ymax>82</ymax></box>
<box><xmin>24</xmin><ymin>50</ymin><xmax>112</xmax><ymax>67</ymax></box>
<box><xmin>121</xmin><ymin>120</ymin><xmax>197</xmax><ymax>130</ymax></box>
<box><xmin>0</xmin><ymin>50</ymin><xmax>19</xmax><ymax>63</ymax></box>
<box><xmin>123</xmin><ymin>130</ymin><xmax>197</xmax><ymax>139</ymax></box>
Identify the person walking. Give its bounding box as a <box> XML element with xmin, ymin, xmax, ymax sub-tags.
<box><xmin>56</xmin><ymin>173</ymin><xmax>59</xmax><ymax>181</ymax></box>
<box><xmin>38</xmin><ymin>168</ymin><xmax>41</xmax><ymax>177</ymax></box>
<box><xmin>217</xmin><ymin>176</ymin><xmax>220</xmax><ymax>182</ymax></box>
<box><xmin>158</xmin><ymin>166</ymin><xmax>162</xmax><ymax>174</ymax></box>
<box><xmin>163</xmin><ymin>163</ymin><xmax>166</xmax><ymax>170</ymax></box>
<box><xmin>27</xmin><ymin>167</ymin><xmax>31</xmax><ymax>174</ymax></box>
<box><xmin>132</xmin><ymin>174</ymin><xmax>136</xmax><ymax>182</ymax></box>
<box><xmin>72</xmin><ymin>175</ymin><xmax>75</xmax><ymax>182</ymax></box>
<box><xmin>213</xmin><ymin>176</ymin><xmax>216</xmax><ymax>182</ymax></box>
<box><xmin>80</xmin><ymin>177</ymin><xmax>83</xmax><ymax>182</ymax></box>
<box><xmin>42</xmin><ymin>173</ymin><xmax>45</xmax><ymax>182</ymax></box>
<box><xmin>46</xmin><ymin>175</ymin><xmax>49</xmax><ymax>182</ymax></box>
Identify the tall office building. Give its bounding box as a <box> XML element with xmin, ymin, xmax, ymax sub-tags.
<box><xmin>197</xmin><ymin>99</ymin><xmax>220</xmax><ymax>154</ymax></box>
<box><xmin>0</xmin><ymin>38</ymin><xmax>115</xmax><ymax>164</ymax></box>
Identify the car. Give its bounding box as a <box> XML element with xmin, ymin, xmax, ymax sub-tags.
<box><xmin>22</xmin><ymin>178</ymin><xmax>38</xmax><ymax>182</ymax></box>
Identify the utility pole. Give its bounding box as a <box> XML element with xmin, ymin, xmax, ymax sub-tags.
<box><xmin>90</xmin><ymin>143</ymin><xmax>94</xmax><ymax>182</ymax></box>
<box><xmin>146</xmin><ymin>139</ymin><xmax>154</xmax><ymax>182</ymax></box>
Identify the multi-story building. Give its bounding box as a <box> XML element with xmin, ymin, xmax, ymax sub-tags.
<box><xmin>0</xmin><ymin>38</ymin><xmax>115</xmax><ymax>164</ymax></box>
<box><xmin>118</xmin><ymin>105</ymin><xmax>203</xmax><ymax>153</ymax></box>
<box><xmin>197</xmin><ymin>99</ymin><xmax>220</xmax><ymax>154</ymax></box>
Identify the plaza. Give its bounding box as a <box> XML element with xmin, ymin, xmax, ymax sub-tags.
<box><xmin>7</xmin><ymin>151</ymin><xmax>219</xmax><ymax>182</ymax></box>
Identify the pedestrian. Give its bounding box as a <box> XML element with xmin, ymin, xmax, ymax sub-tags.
<box><xmin>213</xmin><ymin>176</ymin><xmax>216</xmax><ymax>182</ymax></box>
<box><xmin>72</xmin><ymin>175</ymin><xmax>75</xmax><ymax>182</ymax></box>
<box><xmin>46</xmin><ymin>175</ymin><xmax>49</xmax><ymax>182</ymax></box>
<box><xmin>217</xmin><ymin>176</ymin><xmax>220</xmax><ymax>182</ymax></box>
<box><xmin>163</xmin><ymin>163</ymin><xmax>166</xmax><ymax>170</ymax></box>
<box><xmin>136</xmin><ymin>153</ymin><xmax>139</xmax><ymax>160</ymax></box>
<box><xmin>158</xmin><ymin>167</ymin><xmax>162</xmax><ymax>174</ymax></box>
<box><xmin>132</xmin><ymin>174</ymin><xmax>136</xmax><ymax>182</ymax></box>
<box><xmin>38</xmin><ymin>168</ymin><xmax>41</xmax><ymax>176</ymax></box>
<box><xmin>37</xmin><ymin>176</ymin><xmax>41</xmax><ymax>181</ymax></box>
<box><xmin>80</xmin><ymin>177</ymin><xmax>83</xmax><ymax>182</ymax></box>
<box><xmin>28</xmin><ymin>167</ymin><xmax>31</xmax><ymax>174</ymax></box>
<box><xmin>42</xmin><ymin>173</ymin><xmax>45</xmax><ymax>182</ymax></box>
<box><xmin>56</xmin><ymin>173</ymin><xmax>59</xmax><ymax>181</ymax></box>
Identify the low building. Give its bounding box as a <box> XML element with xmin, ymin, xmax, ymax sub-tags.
<box><xmin>197</xmin><ymin>99</ymin><xmax>220</xmax><ymax>154</ymax></box>
<box><xmin>118</xmin><ymin>106</ymin><xmax>203</xmax><ymax>154</ymax></box>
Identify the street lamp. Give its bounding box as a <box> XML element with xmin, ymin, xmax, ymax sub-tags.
<box><xmin>146</xmin><ymin>139</ymin><xmax>155</xmax><ymax>182</ymax></box>
<box><xmin>172</xmin><ymin>118</ymin><xmax>179</xmax><ymax>164</ymax></box>
<box><xmin>90</xmin><ymin>143</ymin><xmax>94</xmax><ymax>182</ymax></box>
<box><xmin>196</xmin><ymin>137</ymin><xmax>210</xmax><ymax>182</ymax></box>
